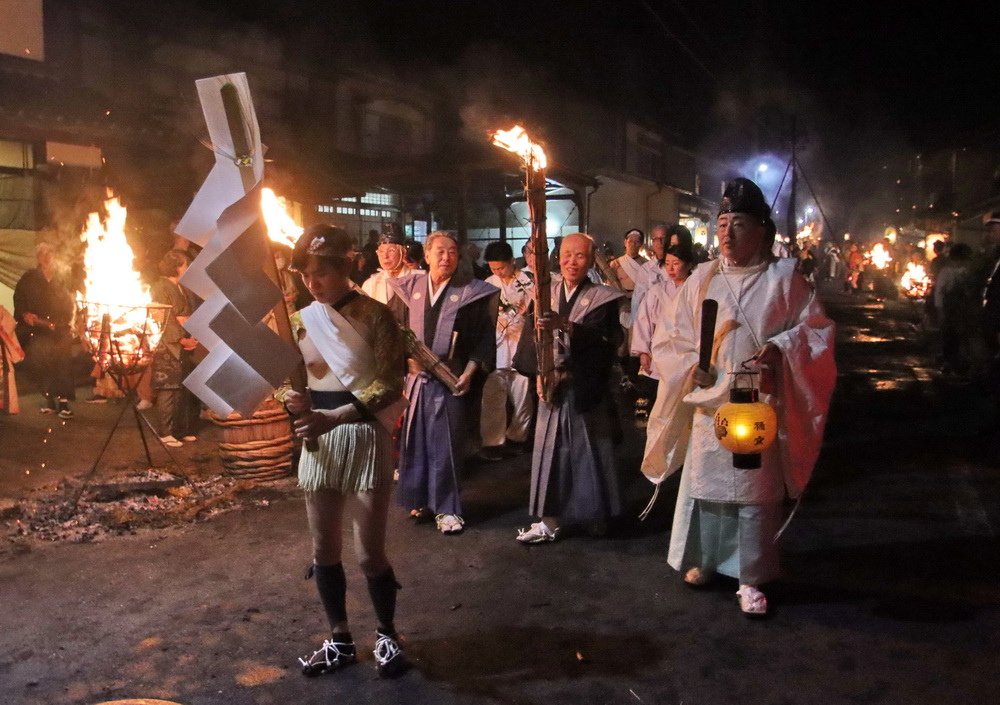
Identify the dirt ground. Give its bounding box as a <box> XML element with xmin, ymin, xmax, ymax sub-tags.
<box><xmin>2</xmin><ymin>290</ymin><xmax>1000</xmax><ymax>704</ymax></box>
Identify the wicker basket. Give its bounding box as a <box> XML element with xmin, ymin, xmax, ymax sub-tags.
<box><xmin>209</xmin><ymin>398</ymin><xmax>294</xmax><ymax>482</ymax></box>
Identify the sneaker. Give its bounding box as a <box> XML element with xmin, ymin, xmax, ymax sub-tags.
<box><xmin>159</xmin><ymin>435</ymin><xmax>183</xmax><ymax>448</ymax></box>
<box><xmin>298</xmin><ymin>636</ymin><xmax>357</xmax><ymax>676</ymax></box>
<box><xmin>39</xmin><ymin>406</ymin><xmax>55</xmax><ymax>415</ymax></box>
<box><xmin>373</xmin><ymin>630</ymin><xmax>408</xmax><ymax>678</ymax></box>
<box><xmin>516</xmin><ymin>521</ymin><xmax>560</xmax><ymax>544</ymax></box>
<box><xmin>435</xmin><ymin>513</ymin><xmax>464</xmax><ymax>534</ymax></box>
<box><xmin>85</xmin><ymin>395</ymin><xmax>108</xmax><ymax>404</ymax></box>
<box><xmin>57</xmin><ymin>401</ymin><xmax>73</xmax><ymax>420</ymax></box>
<box><xmin>736</xmin><ymin>585</ymin><xmax>768</xmax><ymax>616</ymax></box>
<box><xmin>180</xmin><ymin>435</ymin><xmax>198</xmax><ymax>442</ymax></box>
<box><xmin>136</xmin><ymin>399</ymin><xmax>154</xmax><ymax>411</ymax></box>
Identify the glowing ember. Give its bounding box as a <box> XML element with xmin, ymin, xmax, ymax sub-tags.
<box><xmin>260</xmin><ymin>187</ymin><xmax>303</xmax><ymax>247</ymax></box>
<box><xmin>867</xmin><ymin>242</ymin><xmax>892</xmax><ymax>270</ymax></box>
<box><xmin>491</xmin><ymin>125</ymin><xmax>547</xmax><ymax>170</ymax></box>
<box><xmin>900</xmin><ymin>261</ymin><xmax>931</xmax><ymax>298</ymax></box>
<box><xmin>77</xmin><ymin>193</ymin><xmax>168</xmax><ymax>373</ymax></box>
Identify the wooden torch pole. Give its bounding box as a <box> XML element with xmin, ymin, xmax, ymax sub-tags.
<box><xmin>220</xmin><ymin>83</ymin><xmax>317</xmax><ymax>451</ymax></box>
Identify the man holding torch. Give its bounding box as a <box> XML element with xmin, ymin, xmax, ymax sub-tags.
<box><xmin>279</xmin><ymin>225</ymin><xmax>410</xmax><ymax>678</ymax></box>
<box><xmin>515</xmin><ymin>233</ymin><xmax>625</xmax><ymax>543</ymax></box>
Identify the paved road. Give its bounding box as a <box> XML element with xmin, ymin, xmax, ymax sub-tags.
<box><xmin>1</xmin><ymin>286</ymin><xmax>998</xmax><ymax>705</ymax></box>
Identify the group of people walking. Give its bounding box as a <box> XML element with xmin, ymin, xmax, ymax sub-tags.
<box><xmin>277</xmin><ymin>176</ymin><xmax>836</xmax><ymax>678</ymax></box>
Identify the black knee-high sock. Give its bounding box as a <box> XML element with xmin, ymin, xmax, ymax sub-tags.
<box><xmin>313</xmin><ymin>562</ymin><xmax>348</xmax><ymax>634</ymax></box>
<box><xmin>366</xmin><ymin>568</ymin><xmax>401</xmax><ymax>635</ymax></box>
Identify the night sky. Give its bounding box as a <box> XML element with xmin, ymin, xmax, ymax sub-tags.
<box><xmin>218</xmin><ymin>0</ymin><xmax>1000</xmax><ymax>150</ymax></box>
<box><xmin>208</xmin><ymin>0</ymin><xmax>1000</xmax><ymax>234</ymax></box>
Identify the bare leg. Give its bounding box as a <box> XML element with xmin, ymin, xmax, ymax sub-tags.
<box><xmin>305</xmin><ymin>489</ymin><xmax>349</xmax><ymax>634</ymax></box>
<box><xmin>351</xmin><ymin>480</ymin><xmax>398</xmax><ymax>634</ymax></box>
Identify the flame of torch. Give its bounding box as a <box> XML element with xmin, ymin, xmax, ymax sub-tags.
<box><xmin>260</xmin><ymin>187</ymin><xmax>303</xmax><ymax>247</ymax></box>
<box><xmin>900</xmin><ymin>261</ymin><xmax>931</xmax><ymax>298</ymax></box>
<box><xmin>77</xmin><ymin>194</ymin><xmax>168</xmax><ymax>374</ymax></box>
<box><xmin>492</xmin><ymin>125</ymin><xmax>547</xmax><ymax>171</ymax></box>
<box><xmin>868</xmin><ymin>242</ymin><xmax>892</xmax><ymax>270</ymax></box>
<box><xmin>491</xmin><ymin>124</ymin><xmax>555</xmax><ymax>402</ymax></box>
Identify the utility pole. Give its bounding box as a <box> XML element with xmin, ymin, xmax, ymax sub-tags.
<box><xmin>787</xmin><ymin>116</ymin><xmax>797</xmax><ymax>241</ymax></box>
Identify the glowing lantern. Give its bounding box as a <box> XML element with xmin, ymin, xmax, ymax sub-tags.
<box><xmin>713</xmin><ymin>373</ymin><xmax>777</xmax><ymax>469</ymax></box>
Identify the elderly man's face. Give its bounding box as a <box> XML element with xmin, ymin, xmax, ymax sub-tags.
<box><xmin>377</xmin><ymin>243</ymin><xmax>404</xmax><ymax>272</ymax></box>
<box><xmin>427</xmin><ymin>237</ymin><xmax>459</xmax><ymax>279</ymax></box>
<box><xmin>560</xmin><ymin>234</ymin><xmax>593</xmax><ymax>286</ymax></box>
<box><xmin>717</xmin><ymin>213</ymin><xmax>767</xmax><ymax>266</ymax></box>
<box><xmin>650</xmin><ymin>227</ymin><xmax>668</xmax><ymax>259</ymax></box>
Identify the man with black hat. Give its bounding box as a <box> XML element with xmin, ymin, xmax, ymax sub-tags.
<box><xmin>646</xmin><ymin>177</ymin><xmax>836</xmax><ymax>616</ymax></box>
<box><xmin>362</xmin><ymin>223</ymin><xmax>416</xmax><ymax>324</ymax></box>
<box><xmin>479</xmin><ymin>241</ymin><xmax>535</xmax><ymax>460</ymax></box>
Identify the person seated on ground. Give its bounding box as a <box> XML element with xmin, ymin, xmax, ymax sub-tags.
<box><xmin>13</xmin><ymin>242</ymin><xmax>76</xmax><ymax>419</ymax></box>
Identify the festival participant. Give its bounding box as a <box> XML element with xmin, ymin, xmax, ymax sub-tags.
<box><xmin>390</xmin><ymin>231</ymin><xmax>498</xmax><ymax>534</ymax></box>
<box><xmin>631</xmin><ymin>243</ymin><xmax>696</xmax><ymax>405</ymax></box>
<box><xmin>631</xmin><ymin>223</ymin><xmax>692</xmax><ymax>320</ymax></box>
<box><xmin>150</xmin><ymin>249</ymin><xmax>199</xmax><ymax>447</ymax></box>
<box><xmin>629</xmin><ymin>224</ymin><xmax>693</xmax><ymax>418</ymax></box>
<box><xmin>280</xmin><ymin>224</ymin><xmax>409</xmax><ymax>678</ymax></box>
<box><xmin>645</xmin><ymin>178</ymin><xmax>835</xmax><ymax>615</ymax></box>
<box><xmin>362</xmin><ymin>223</ymin><xmax>416</xmax><ymax>324</ymax></box>
<box><xmin>479</xmin><ymin>241</ymin><xmax>535</xmax><ymax>460</ymax></box>
<box><xmin>13</xmin><ymin>242</ymin><xmax>76</xmax><ymax>419</ymax></box>
<box><xmin>515</xmin><ymin>233</ymin><xmax>625</xmax><ymax>543</ymax></box>
<box><xmin>609</xmin><ymin>229</ymin><xmax>648</xmax><ymax>323</ymax></box>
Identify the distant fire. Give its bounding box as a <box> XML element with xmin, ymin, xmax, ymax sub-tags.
<box><xmin>867</xmin><ymin>242</ymin><xmax>893</xmax><ymax>270</ymax></box>
<box><xmin>900</xmin><ymin>261</ymin><xmax>931</xmax><ymax>298</ymax></box>
<box><xmin>77</xmin><ymin>193</ymin><xmax>167</xmax><ymax>373</ymax></box>
<box><xmin>491</xmin><ymin>125</ymin><xmax>547</xmax><ymax>170</ymax></box>
<box><xmin>260</xmin><ymin>187</ymin><xmax>302</xmax><ymax>247</ymax></box>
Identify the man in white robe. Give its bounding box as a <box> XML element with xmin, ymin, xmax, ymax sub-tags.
<box><xmin>479</xmin><ymin>241</ymin><xmax>535</xmax><ymax>460</ymax></box>
<box><xmin>361</xmin><ymin>223</ymin><xmax>415</xmax><ymax>324</ymax></box>
<box><xmin>643</xmin><ymin>178</ymin><xmax>836</xmax><ymax>615</ymax></box>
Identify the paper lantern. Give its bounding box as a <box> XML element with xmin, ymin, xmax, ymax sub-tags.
<box><xmin>714</xmin><ymin>378</ymin><xmax>777</xmax><ymax>469</ymax></box>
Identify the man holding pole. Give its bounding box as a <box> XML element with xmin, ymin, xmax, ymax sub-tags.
<box><xmin>515</xmin><ymin>233</ymin><xmax>625</xmax><ymax>543</ymax></box>
<box><xmin>390</xmin><ymin>231</ymin><xmax>498</xmax><ymax>534</ymax></box>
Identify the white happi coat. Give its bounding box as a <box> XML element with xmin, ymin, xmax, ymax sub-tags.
<box><xmin>630</xmin><ymin>276</ymin><xmax>682</xmax><ymax>381</ymax></box>
<box><xmin>485</xmin><ymin>269</ymin><xmax>534</xmax><ymax>369</ymax></box>
<box><xmin>643</xmin><ymin>257</ymin><xmax>835</xmax><ymax>502</ymax></box>
<box><xmin>362</xmin><ymin>268</ymin><xmax>415</xmax><ymax>305</ymax></box>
